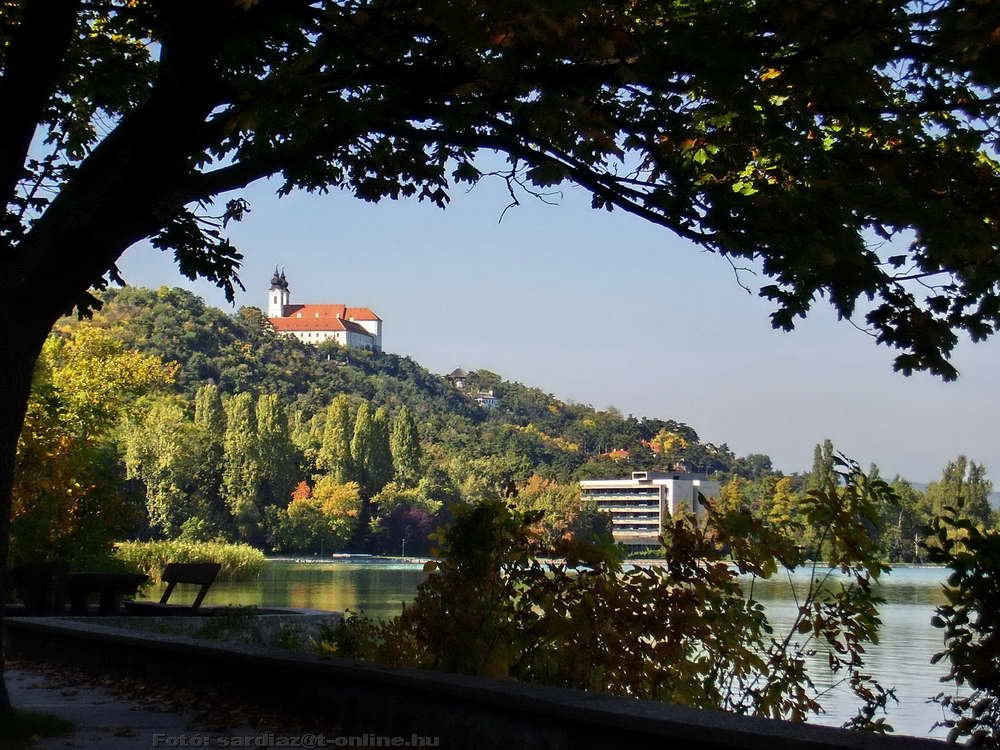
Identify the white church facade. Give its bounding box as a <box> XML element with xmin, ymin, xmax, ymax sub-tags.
<box><xmin>266</xmin><ymin>269</ymin><xmax>382</xmax><ymax>351</ymax></box>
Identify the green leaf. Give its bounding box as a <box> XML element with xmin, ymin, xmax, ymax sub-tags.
<box><xmin>526</xmin><ymin>163</ymin><xmax>567</xmax><ymax>187</ymax></box>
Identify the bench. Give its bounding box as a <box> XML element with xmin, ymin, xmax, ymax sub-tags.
<box><xmin>123</xmin><ymin>562</ymin><xmax>221</xmax><ymax>616</ymax></box>
<box><xmin>68</xmin><ymin>572</ymin><xmax>149</xmax><ymax>615</ymax></box>
<box><xmin>10</xmin><ymin>562</ymin><xmax>69</xmax><ymax>615</ymax></box>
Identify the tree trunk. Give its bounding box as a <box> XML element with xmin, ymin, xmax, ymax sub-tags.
<box><xmin>0</xmin><ymin>323</ymin><xmax>47</xmax><ymax>713</ymax></box>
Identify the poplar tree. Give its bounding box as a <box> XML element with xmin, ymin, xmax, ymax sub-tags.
<box><xmin>807</xmin><ymin>439</ymin><xmax>837</xmax><ymax>494</ymax></box>
<box><xmin>256</xmin><ymin>393</ymin><xmax>298</xmax><ymax>509</ymax></box>
<box><xmin>350</xmin><ymin>403</ymin><xmax>375</xmax><ymax>497</ymax></box>
<box><xmin>390</xmin><ymin>406</ymin><xmax>422</xmax><ymax>488</ymax></box>
<box><xmin>288</xmin><ymin>409</ymin><xmax>315</xmax><ymax>464</ymax></box>
<box><xmin>194</xmin><ymin>383</ymin><xmax>226</xmax><ymax>509</ymax></box>
<box><xmin>317</xmin><ymin>395</ymin><xmax>354</xmax><ymax>483</ymax></box>
<box><xmin>124</xmin><ymin>397</ymin><xmax>214</xmax><ymax>538</ymax></box>
<box><xmin>370</xmin><ymin>407</ymin><xmax>395</xmax><ymax>496</ymax></box>
<box><xmin>194</xmin><ymin>383</ymin><xmax>226</xmax><ymax>435</ymax></box>
<box><xmin>222</xmin><ymin>392</ymin><xmax>261</xmax><ymax>537</ymax></box>
<box><xmin>926</xmin><ymin>457</ymin><xmax>994</xmax><ymax>528</ymax></box>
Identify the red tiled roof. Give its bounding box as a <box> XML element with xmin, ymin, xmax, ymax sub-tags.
<box><xmin>269</xmin><ymin>316</ymin><xmax>373</xmax><ymax>336</ymax></box>
<box><xmin>271</xmin><ymin>317</ymin><xmax>348</xmax><ymax>332</ymax></box>
<box><xmin>346</xmin><ymin>307</ymin><xmax>380</xmax><ymax>321</ymax></box>
<box><xmin>279</xmin><ymin>304</ymin><xmax>381</xmax><ymax>322</ymax></box>
<box><xmin>281</xmin><ymin>304</ymin><xmax>342</xmax><ymax>319</ymax></box>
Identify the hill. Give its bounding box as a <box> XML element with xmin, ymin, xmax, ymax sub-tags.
<box><xmin>20</xmin><ymin>286</ymin><xmax>993</xmax><ymax>564</ymax></box>
<box><xmin>82</xmin><ymin>286</ymin><xmax>774</xmax><ymax>484</ymax></box>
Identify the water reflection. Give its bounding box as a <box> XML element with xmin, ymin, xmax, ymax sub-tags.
<box><xmin>153</xmin><ymin>561</ymin><xmax>952</xmax><ymax>738</ymax></box>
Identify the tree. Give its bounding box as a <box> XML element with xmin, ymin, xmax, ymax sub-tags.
<box><xmin>880</xmin><ymin>478</ymin><xmax>928</xmax><ymax>563</ymax></box>
<box><xmin>1</xmin><ymin>0</ymin><xmax>998</xmax><ymax>710</ymax></box>
<box><xmin>13</xmin><ymin>327</ymin><xmax>174</xmax><ymax>564</ymax></box>
<box><xmin>716</xmin><ymin>476</ymin><xmax>750</xmax><ymax>515</ymax></box>
<box><xmin>333</xmin><ymin>460</ymin><xmax>896</xmax><ymax>729</ymax></box>
<box><xmin>763</xmin><ymin>477</ymin><xmax>802</xmax><ymax>531</ymax></box>
<box><xmin>648</xmin><ymin>429</ymin><xmax>690</xmax><ymax>461</ymax></box>
<box><xmin>348</xmin><ymin>403</ymin><xmax>394</xmax><ymax>547</ymax></box>
<box><xmin>369</xmin><ymin>407</ymin><xmax>395</xmax><ymax>496</ymax></box>
<box><xmin>255</xmin><ymin>393</ymin><xmax>298</xmax><ymax>510</ymax></box>
<box><xmin>316</xmin><ymin>396</ymin><xmax>354</xmax><ymax>484</ymax></box>
<box><xmin>193</xmin><ymin>382</ymin><xmax>226</xmax><ymax>516</ymax></box>
<box><xmin>925</xmin><ymin>456</ymin><xmax>994</xmax><ymax>532</ymax></box>
<box><xmin>194</xmin><ymin>383</ymin><xmax>226</xmax><ymax>435</ymax></box>
<box><xmin>266</xmin><ymin>479</ymin><xmax>361</xmax><ymax>554</ymax></box>
<box><xmin>417</xmin><ymin>467</ymin><xmax>461</xmax><ymax>515</ymax></box>
<box><xmin>123</xmin><ymin>396</ymin><xmax>220</xmax><ymax>538</ymax></box>
<box><xmin>924</xmin><ymin>511</ymin><xmax>1000</xmax><ymax>744</ymax></box>
<box><xmin>807</xmin><ymin>439</ymin><xmax>837</xmax><ymax>495</ymax></box>
<box><xmin>369</xmin><ymin>480</ymin><xmax>436</xmax><ymax>557</ymax></box>
<box><xmin>350</xmin><ymin>403</ymin><xmax>376</xmax><ymax>496</ymax></box>
<box><xmin>390</xmin><ymin>406</ymin><xmax>423</xmax><ymax>487</ymax></box>
<box><xmin>512</xmin><ymin>474</ymin><xmax>609</xmax><ymax>549</ymax></box>
<box><xmin>732</xmin><ymin>454</ymin><xmax>776</xmax><ymax>482</ymax></box>
<box><xmin>222</xmin><ymin>392</ymin><xmax>261</xmax><ymax>540</ymax></box>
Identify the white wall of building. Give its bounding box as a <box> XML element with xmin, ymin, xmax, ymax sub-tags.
<box><xmin>664</xmin><ymin>478</ymin><xmax>720</xmax><ymax>520</ymax></box>
<box><xmin>350</xmin><ymin>319</ymin><xmax>382</xmax><ymax>350</ymax></box>
<box><xmin>580</xmin><ymin>472</ymin><xmax>721</xmax><ymax>549</ymax></box>
<box><xmin>346</xmin><ymin>330</ymin><xmax>374</xmax><ymax>349</ymax></box>
<box><xmin>285</xmin><ymin>329</ymin><xmax>377</xmax><ymax>349</ymax></box>
<box><xmin>267</xmin><ymin>287</ymin><xmax>289</xmax><ymax>318</ymax></box>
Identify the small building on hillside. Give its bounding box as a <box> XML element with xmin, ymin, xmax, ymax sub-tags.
<box><xmin>445</xmin><ymin>368</ymin><xmax>470</xmax><ymax>389</ymax></box>
<box><xmin>474</xmin><ymin>390</ymin><xmax>499</xmax><ymax>409</ymax></box>
<box><xmin>579</xmin><ymin>470</ymin><xmax>720</xmax><ymax>551</ymax></box>
<box><xmin>445</xmin><ymin>368</ymin><xmax>501</xmax><ymax>409</ymax></box>
<box><xmin>266</xmin><ymin>269</ymin><xmax>382</xmax><ymax>351</ymax></box>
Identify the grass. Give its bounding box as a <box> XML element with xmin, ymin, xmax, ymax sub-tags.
<box><xmin>0</xmin><ymin>710</ymin><xmax>74</xmax><ymax>750</ymax></box>
<box><xmin>114</xmin><ymin>540</ymin><xmax>266</xmax><ymax>582</ymax></box>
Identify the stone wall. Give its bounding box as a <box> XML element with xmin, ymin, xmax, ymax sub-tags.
<box><xmin>5</xmin><ymin>616</ymin><xmax>943</xmax><ymax>750</ymax></box>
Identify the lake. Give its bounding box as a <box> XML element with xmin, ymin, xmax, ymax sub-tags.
<box><xmin>165</xmin><ymin>559</ymin><xmax>954</xmax><ymax>739</ymax></box>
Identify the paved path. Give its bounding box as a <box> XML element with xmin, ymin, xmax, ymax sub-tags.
<box><xmin>6</xmin><ymin>665</ymin><xmax>255</xmax><ymax>749</ymax></box>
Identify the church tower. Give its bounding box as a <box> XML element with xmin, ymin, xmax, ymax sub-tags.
<box><xmin>267</xmin><ymin>267</ymin><xmax>289</xmax><ymax>317</ymax></box>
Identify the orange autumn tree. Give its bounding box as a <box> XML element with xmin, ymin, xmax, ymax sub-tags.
<box><xmin>513</xmin><ymin>474</ymin><xmax>613</xmax><ymax>549</ymax></box>
<box><xmin>12</xmin><ymin>326</ymin><xmax>174</xmax><ymax>566</ymax></box>
<box><xmin>648</xmin><ymin>429</ymin><xmax>690</xmax><ymax>461</ymax></box>
<box><xmin>266</xmin><ymin>479</ymin><xmax>362</xmax><ymax>554</ymax></box>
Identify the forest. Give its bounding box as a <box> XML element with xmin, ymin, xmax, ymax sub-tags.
<box><xmin>11</xmin><ymin>286</ymin><xmax>995</xmax><ymax>565</ymax></box>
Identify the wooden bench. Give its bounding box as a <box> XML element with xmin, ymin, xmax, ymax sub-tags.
<box><xmin>10</xmin><ymin>562</ymin><xmax>69</xmax><ymax>615</ymax></box>
<box><xmin>68</xmin><ymin>572</ymin><xmax>149</xmax><ymax>615</ymax></box>
<box><xmin>123</xmin><ymin>562</ymin><xmax>221</xmax><ymax>616</ymax></box>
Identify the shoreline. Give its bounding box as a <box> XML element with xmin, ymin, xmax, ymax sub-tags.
<box><xmin>259</xmin><ymin>554</ymin><xmax>949</xmax><ymax>571</ymax></box>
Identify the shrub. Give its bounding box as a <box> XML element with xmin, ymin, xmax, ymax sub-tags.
<box><xmin>924</xmin><ymin>507</ymin><xmax>1000</xmax><ymax>745</ymax></box>
<box><xmin>326</xmin><ymin>458</ymin><xmax>896</xmax><ymax>730</ymax></box>
<box><xmin>114</xmin><ymin>540</ymin><xmax>265</xmax><ymax>582</ymax></box>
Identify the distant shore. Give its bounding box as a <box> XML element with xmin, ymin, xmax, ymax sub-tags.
<box><xmin>261</xmin><ymin>554</ymin><xmax>948</xmax><ymax>570</ymax></box>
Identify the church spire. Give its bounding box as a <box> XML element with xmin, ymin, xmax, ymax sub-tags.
<box><xmin>269</xmin><ymin>266</ymin><xmax>284</xmax><ymax>290</ymax></box>
<box><xmin>267</xmin><ymin>266</ymin><xmax>290</xmax><ymax>317</ymax></box>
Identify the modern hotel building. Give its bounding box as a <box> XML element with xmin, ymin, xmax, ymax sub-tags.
<box><xmin>579</xmin><ymin>470</ymin><xmax>721</xmax><ymax>550</ymax></box>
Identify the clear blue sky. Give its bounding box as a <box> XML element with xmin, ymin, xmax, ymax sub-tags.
<box><xmin>117</xmin><ymin>173</ymin><xmax>999</xmax><ymax>484</ymax></box>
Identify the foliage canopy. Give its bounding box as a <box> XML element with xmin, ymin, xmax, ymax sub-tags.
<box><xmin>330</xmin><ymin>459</ymin><xmax>898</xmax><ymax>730</ymax></box>
<box><xmin>1</xmin><ymin>0</ymin><xmax>997</xmax><ymax>378</ymax></box>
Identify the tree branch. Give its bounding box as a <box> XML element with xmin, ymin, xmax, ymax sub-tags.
<box><xmin>384</xmin><ymin>123</ymin><xmax>716</xmax><ymax>247</ymax></box>
<box><xmin>0</xmin><ymin>0</ymin><xmax>81</xmax><ymax>216</ymax></box>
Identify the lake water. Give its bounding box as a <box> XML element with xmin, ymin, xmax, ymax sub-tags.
<box><xmin>165</xmin><ymin>559</ymin><xmax>954</xmax><ymax>739</ymax></box>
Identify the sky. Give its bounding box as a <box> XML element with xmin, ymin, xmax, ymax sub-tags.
<box><xmin>116</xmin><ymin>172</ymin><xmax>1000</xmax><ymax>484</ymax></box>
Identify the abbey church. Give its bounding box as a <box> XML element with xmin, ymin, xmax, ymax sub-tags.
<box><xmin>266</xmin><ymin>269</ymin><xmax>382</xmax><ymax>351</ymax></box>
